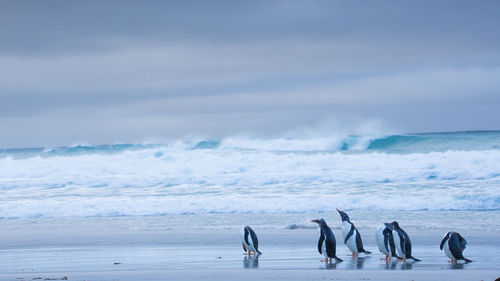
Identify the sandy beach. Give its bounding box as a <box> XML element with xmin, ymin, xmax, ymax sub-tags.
<box><xmin>1</xmin><ymin>215</ymin><xmax>498</xmax><ymax>281</ymax></box>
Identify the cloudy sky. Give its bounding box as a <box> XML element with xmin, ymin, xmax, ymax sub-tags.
<box><xmin>1</xmin><ymin>0</ymin><xmax>499</xmax><ymax>147</ymax></box>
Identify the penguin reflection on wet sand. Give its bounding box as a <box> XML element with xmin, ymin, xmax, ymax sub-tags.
<box><xmin>240</xmin><ymin>226</ymin><xmax>262</xmax><ymax>256</ymax></box>
<box><xmin>312</xmin><ymin>218</ymin><xmax>343</xmax><ymax>263</ymax></box>
<box><xmin>337</xmin><ymin>209</ymin><xmax>371</xmax><ymax>257</ymax></box>
<box><xmin>440</xmin><ymin>231</ymin><xmax>472</xmax><ymax>263</ymax></box>
<box><xmin>391</xmin><ymin>221</ymin><xmax>421</xmax><ymax>262</ymax></box>
<box><xmin>376</xmin><ymin>223</ymin><xmax>401</xmax><ymax>261</ymax></box>
<box><xmin>243</xmin><ymin>255</ymin><xmax>259</xmax><ymax>268</ymax></box>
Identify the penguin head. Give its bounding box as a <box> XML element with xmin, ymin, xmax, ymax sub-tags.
<box><xmin>336</xmin><ymin>208</ymin><xmax>350</xmax><ymax>222</ymax></box>
<box><xmin>390</xmin><ymin>221</ymin><xmax>400</xmax><ymax>229</ymax></box>
<box><xmin>384</xmin><ymin>222</ymin><xmax>393</xmax><ymax>230</ymax></box>
<box><xmin>311</xmin><ymin>218</ymin><xmax>326</xmax><ymax>227</ymax></box>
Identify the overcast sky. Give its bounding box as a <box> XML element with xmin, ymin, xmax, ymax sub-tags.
<box><xmin>1</xmin><ymin>0</ymin><xmax>499</xmax><ymax>147</ymax></box>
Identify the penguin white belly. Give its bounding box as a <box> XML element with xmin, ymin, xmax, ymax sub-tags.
<box><xmin>240</xmin><ymin>228</ymin><xmax>255</xmax><ymax>252</ymax></box>
<box><xmin>247</xmin><ymin>236</ymin><xmax>255</xmax><ymax>252</ymax></box>
<box><xmin>322</xmin><ymin>239</ymin><xmax>328</xmax><ymax>259</ymax></box>
<box><xmin>392</xmin><ymin>230</ymin><xmax>403</xmax><ymax>258</ymax></box>
<box><xmin>240</xmin><ymin>228</ymin><xmax>247</xmax><ymax>248</ymax></box>
<box><xmin>376</xmin><ymin>226</ymin><xmax>389</xmax><ymax>256</ymax></box>
<box><xmin>443</xmin><ymin>239</ymin><xmax>454</xmax><ymax>259</ymax></box>
<box><xmin>342</xmin><ymin>221</ymin><xmax>358</xmax><ymax>254</ymax></box>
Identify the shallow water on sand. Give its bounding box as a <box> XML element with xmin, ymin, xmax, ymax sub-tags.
<box><xmin>0</xmin><ymin>215</ymin><xmax>498</xmax><ymax>275</ymax></box>
<box><xmin>1</xmin><ymin>241</ymin><xmax>497</xmax><ymax>274</ymax></box>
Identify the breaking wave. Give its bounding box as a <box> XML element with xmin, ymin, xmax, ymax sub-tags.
<box><xmin>0</xmin><ymin>131</ymin><xmax>499</xmax><ymax>219</ymax></box>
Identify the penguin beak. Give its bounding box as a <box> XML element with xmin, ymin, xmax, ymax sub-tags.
<box><xmin>311</xmin><ymin>219</ymin><xmax>319</xmax><ymax>223</ymax></box>
<box><xmin>336</xmin><ymin>208</ymin><xmax>342</xmax><ymax>213</ymax></box>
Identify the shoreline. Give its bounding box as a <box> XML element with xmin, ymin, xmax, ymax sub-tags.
<box><xmin>1</xmin><ymin>215</ymin><xmax>498</xmax><ymax>280</ymax></box>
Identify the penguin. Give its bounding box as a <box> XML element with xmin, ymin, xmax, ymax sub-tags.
<box><xmin>240</xmin><ymin>226</ymin><xmax>262</xmax><ymax>256</ymax></box>
<box><xmin>337</xmin><ymin>209</ymin><xmax>371</xmax><ymax>256</ymax></box>
<box><xmin>312</xmin><ymin>218</ymin><xmax>343</xmax><ymax>263</ymax></box>
<box><xmin>375</xmin><ymin>223</ymin><xmax>400</xmax><ymax>260</ymax></box>
<box><xmin>440</xmin><ymin>231</ymin><xmax>472</xmax><ymax>263</ymax></box>
<box><xmin>390</xmin><ymin>221</ymin><xmax>420</xmax><ymax>261</ymax></box>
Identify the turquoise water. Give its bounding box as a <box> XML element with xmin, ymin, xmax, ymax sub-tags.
<box><xmin>0</xmin><ymin>131</ymin><xmax>499</xmax><ymax>219</ymax></box>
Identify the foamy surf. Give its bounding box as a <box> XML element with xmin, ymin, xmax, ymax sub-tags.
<box><xmin>0</xmin><ymin>131</ymin><xmax>499</xmax><ymax>219</ymax></box>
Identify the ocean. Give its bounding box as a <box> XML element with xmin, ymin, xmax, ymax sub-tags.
<box><xmin>1</xmin><ymin>130</ymin><xmax>499</xmax><ymax>224</ymax></box>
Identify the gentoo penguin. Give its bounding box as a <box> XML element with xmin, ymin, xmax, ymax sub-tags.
<box><xmin>375</xmin><ymin>223</ymin><xmax>400</xmax><ymax>260</ymax></box>
<box><xmin>312</xmin><ymin>218</ymin><xmax>343</xmax><ymax>263</ymax></box>
<box><xmin>440</xmin><ymin>231</ymin><xmax>472</xmax><ymax>263</ymax></box>
<box><xmin>390</xmin><ymin>221</ymin><xmax>420</xmax><ymax>261</ymax></box>
<box><xmin>240</xmin><ymin>226</ymin><xmax>261</xmax><ymax>256</ymax></box>
<box><xmin>337</xmin><ymin>209</ymin><xmax>371</xmax><ymax>256</ymax></box>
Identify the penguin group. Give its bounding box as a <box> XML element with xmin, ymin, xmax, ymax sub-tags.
<box><xmin>240</xmin><ymin>210</ymin><xmax>472</xmax><ymax>264</ymax></box>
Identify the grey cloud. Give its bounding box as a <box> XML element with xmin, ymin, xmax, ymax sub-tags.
<box><xmin>1</xmin><ymin>1</ymin><xmax>499</xmax><ymax>55</ymax></box>
<box><xmin>0</xmin><ymin>0</ymin><xmax>499</xmax><ymax>147</ymax></box>
<box><xmin>2</xmin><ymin>41</ymin><xmax>499</xmax><ymax>116</ymax></box>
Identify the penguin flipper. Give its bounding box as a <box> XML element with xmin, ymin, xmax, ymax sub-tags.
<box><xmin>344</xmin><ymin>227</ymin><xmax>355</xmax><ymax>245</ymax></box>
<box><xmin>399</xmin><ymin>233</ymin><xmax>407</xmax><ymax>257</ymax></box>
<box><xmin>248</xmin><ymin>228</ymin><xmax>259</xmax><ymax>252</ymax></box>
<box><xmin>440</xmin><ymin>232</ymin><xmax>451</xmax><ymax>250</ymax></box>
<box><xmin>318</xmin><ymin>231</ymin><xmax>325</xmax><ymax>254</ymax></box>
<box><xmin>242</xmin><ymin>242</ymin><xmax>247</xmax><ymax>252</ymax></box>
<box><xmin>387</xmin><ymin>231</ymin><xmax>398</xmax><ymax>257</ymax></box>
<box><xmin>383</xmin><ymin>228</ymin><xmax>391</xmax><ymax>253</ymax></box>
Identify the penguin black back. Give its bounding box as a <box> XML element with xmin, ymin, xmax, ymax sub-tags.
<box><xmin>337</xmin><ymin>209</ymin><xmax>371</xmax><ymax>255</ymax></box>
<box><xmin>312</xmin><ymin>218</ymin><xmax>343</xmax><ymax>262</ymax></box>
<box><xmin>392</xmin><ymin>221</ymin><xmax>420</xmax><ymax>261</ymax></box>
<box><xmin>440</xmin><ymin>231</ymin><xmax>471</xmax><ymax>262</ymax></box>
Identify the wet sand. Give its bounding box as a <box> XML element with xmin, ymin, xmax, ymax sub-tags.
<box><xmin>3</xmin><ymin>269</ymin><xmax>499</xmax><ymax>281</ymax></box>
<box><xmin>0</xmin><ymin>219</ymin><xmax>498</xmax><ymax>280</ymax></box>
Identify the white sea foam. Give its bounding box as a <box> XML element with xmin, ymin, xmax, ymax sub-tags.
<box><xmin>0</xmin><ymin>138</ymin><xmax>499</xmax><ymax>219</ymax></box>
